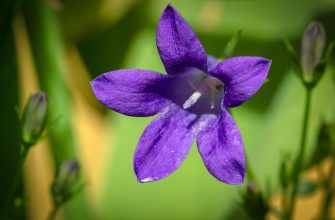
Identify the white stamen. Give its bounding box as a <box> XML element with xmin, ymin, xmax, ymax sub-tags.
<box><xmin>182</xmin><ymin>91</ymin><xmax>202</xmax><ymax>109</ymax></box>
<box><xmin>210</xmin><ymin>92</ymin><xmax>215</xmax><ymax>109</ymax></box>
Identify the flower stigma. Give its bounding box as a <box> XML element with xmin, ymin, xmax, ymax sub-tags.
<box><xmin>183</xmin><ymin>76</ymin><xmax>223</xmax><ymax>110</ymax></box>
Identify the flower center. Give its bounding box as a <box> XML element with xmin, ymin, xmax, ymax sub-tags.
<box><xmin>182</xmin><ymin>76</ymin><xmax>223</xmax><ymax>110</ymax></box>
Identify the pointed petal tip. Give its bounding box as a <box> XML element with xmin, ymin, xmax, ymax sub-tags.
<box><xmin>251</xmin><ymin>56</ymin><xmax>271</xmax><ymax>67</ymax></box>
<box><xmin>89</xmin><ymin>77</ymin><xmax>100</xmax><ymax>97</ymax></box>
<box><xmin>210</xmin><ymin>168</ymin><xmax>245</xmax><ymax>185</ymax></box>
<box><xmin>166</xmin><ymin>3</ymin><xmax>175</xmax><ymax>10</ymax></box>
<box><xmin>157</xmin><ymin>2</ymin><xmax>207</xmax><ymax>74</ymax></box>
<box><xmin>90</xmin><ymin>76</ymin><xmax>103</xmax><ymax>94</ymax></box>
<box><xmin>137</xmin><ymin>177</ymin><xmax>155</xmax><ymax>183</ymax></box>
<box><xmin>262</xmin><ymin>58</ymin><xmax>272</xmax><ymax>66</ymax></box>
<box><xmin>162</xmin><ymin>3</ymin><xmax>175</xmax><ymax>14</ymax></box>
<box><xmin>134</xmin><ymin>168</ymin><xmax>159</xmax><ymax>183</ymax></box>
<box><xmin>225</xmin><ymin>173</ymin><xmax>245</xmax><ymax>185</ymax></box>
<box><xmin>166</xmin><ymin>3</ymin><xmax>172</xmax><ymax>7</ymax></box>
<box><xmin>90</xmin><ymin>80</ymin><xmax>96</xmax><ymax>93</ymax></box>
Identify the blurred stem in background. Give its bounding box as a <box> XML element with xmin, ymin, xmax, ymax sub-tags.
<box><xmin>49</xmin><ymin>159</ymin><xmax>84</xmax><ymax>220</ymax></box>
<box><xmin>24</xmin><ymin>0</ymin><xmax>75</xmax><ymax>164</ymax></box>
<box><xmin>283</xmin><ymin>21</ymin><xmax>331</xmax><ymax>220</ymax></box>
<box><xmin>286</xmin><ymin>87</ymin><xmax>311</xmax><ymax>220</ymax></box>
<box><xmin>317</xmin><ymin>78</ymin><xmax>335</xmax><ymax>220</ymax></box>
<box><xmin>3</xmin><ymin>91</ymin><xmax>49</xmax><ymax>218</ymax></box>
<box><xmin>0</xmin><ymin>0</ymin><xmax>26</xmax><ymax>218</ymax></box>
<box><xmin>0</xmin><ymin>0</ymin><xmax>24</xmax><ymax>51</ymax></box>
<box><xmin>319</xmin><ymin>157</ymin><xmax>335</xmax><ymax>220</ymax></box>
<box><xmin>23</xmin><ymin>0</ymin><xmax>93</xmax><ymax>218</ymax></box>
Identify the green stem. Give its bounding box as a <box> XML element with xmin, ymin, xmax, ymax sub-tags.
<box><xmin>319</xmin><ymin>156</ymin><xmax>335</xmax><ymax>220</ymax></box>
<box><xmin>24</xmin><ymin>0</ymin><xmax>76</xmax><ymax>164</ymax></box>
<box><xmin>286</xmin><ymin>87</ymin><xmax>312</xmax><ymax>220</ymax></box>
<box><xmin>24</xmin><ymin>1</ymin><xmax>92</xmax><ymax>219</ymax></box>
<box><xmin>2</xmin><ymin>145</ymin><xmax>30</xmax><ymax>218</ymax></box>
<box><xmin>47</xmin><ymin>205</ymin><xmax>60</xmax><ymax>220</ymax></box>
<box><xmin>281</xmin><ymin>188</ymin><xmax>288</xmax><ymax>219</ymax></box>
<box><xmin>11</xmin><ymin>145</ymin><xmax>29</xmax><ymax>197</ymax></box>
<box><xmin>0</xmin><ymin>0</ymin><xmax>25</xmax><ymax>51</ymax></box>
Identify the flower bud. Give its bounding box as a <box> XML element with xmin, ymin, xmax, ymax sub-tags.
<box><xmin>21</xmin><ymin>92</ymin><xmax>48</xmax><ymax>146</ymax></box>
<box><xmin>301</xmin><ymin>21</ymin><xmax>326</xmax><ymax>82</ymax></box>
<box><xmin>52</xmin><ymin>159</ymin><xmax>81</xmax><ymax>205</ymax></box>
<box><xmin>242</xmin><ymin>181</ymin><xmax>268</xmax><ymax>220</ymax></box>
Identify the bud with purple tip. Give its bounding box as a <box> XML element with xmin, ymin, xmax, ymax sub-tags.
<box><xmin>51</xmin><ymin>159</ymin><xmax>82</xmax><ymax>206</ymax></box>
<box><xmin>21</xmin><ymin>92</ymin><xmax>48</xmax><ymax>146</ymax></box>
<box><xmin>242</xmin><ymin>181</ymin><xmax>269</xmax><ymax>220</ymax></box>
<box><xmin>301</xmin><ymin>21</ymin><xmax>326</xmax><ymax>82</ymax></box>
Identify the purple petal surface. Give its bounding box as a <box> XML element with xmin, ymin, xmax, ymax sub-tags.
<box><xmin>134</xmin><ymin>104</ymin><xmax>198</xmax><ymax>182</ymax></box>
<box><xmin>196</xmin><ymin>108</ymin><xmax>245</xmax><ymax>184</ymax></box>
<box><xmin>210</xmin><ymin>56</ymin><xmax>271</xmax><ymax>108</ymax></box>
<box><xmin>91</xmin><ymin>69</ymin><xmax>171</xmax><ymax>117</ymax></box>
<box><xmin>156</xmin><ymin>4</ymin><xmax>207</xmax><ymax>75</ymax></box>
<box><xmin>207</xmin><ymin>55</ymin><xmax>219</xmax><ymax>71</ymax></box>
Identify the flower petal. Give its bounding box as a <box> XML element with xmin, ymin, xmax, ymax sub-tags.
<box><xmin>156</xmin><ymin>4</ymin><xmax>207</xmax><ymax>75</ymax></box>
<box><xmin>196</xmin><ymin>109</ymin><xmax>245</xmax><ymax>184</ymax></box>
<box><xmin>91</xmin><ymin>69</ymin><xmax>171</xmax><ymax>116</ymax></box>
<box><xmin>210</xmin><ymin>56</ymin><xmax>271</xmax><ymax>108</ymax></box>
<box><xmin>134</xmin><ymin>105</ymin><xmax>197</xmax><ymax>182</ymax></box>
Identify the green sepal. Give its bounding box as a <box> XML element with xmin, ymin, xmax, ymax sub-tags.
<box><xmin>223</xmin><ymin>30</ymin><xmax>242</xmax><ymax>59</ymax></box>
<box><xmin>283</xmin><ymin>36</ymin><xmax>303</xmax><ymax>81</ymax></box>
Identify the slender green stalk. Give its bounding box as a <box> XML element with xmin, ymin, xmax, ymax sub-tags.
<box><xmin>2</xmin><ymin>145</ymin><xmax>30</xmax><ymax>218</ymax></box>
<box><xmin>319</xmin><ymin>157</ymin><xmax>335</xmax><ymax>220</ymax></box>
<box><xmin>281</xmin><ymin>188</ymin><xmax>288</xmax><ymax>219</ymax></box>
<box><xmin>11</xmin><ymin>145</ymin><xmax>30</xmax><ymax>198</ymax></box>
<box><xmin>24</xmin><ymin>1</ymin><xmax>92</xmax><ymax>218</ymax></box>
<box><xmin>24</xmin><ymin>0</ymin><xmax>76</xmax><ymax>164</ymax></box>
<box><xmin>0</xmin><ymin>0</ymin><xmax>25</xmax><ymax>51</ymax></box>
<box><xmin>286</xmin><ymin>87</ymin><xmax>312</xmax><ymax>220</ymax></box>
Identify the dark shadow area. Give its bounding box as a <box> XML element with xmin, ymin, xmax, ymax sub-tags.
<box><xmin>78</xmin><ymin>2</ymin><xmax>148</xmax><ymax>77</ymax></box>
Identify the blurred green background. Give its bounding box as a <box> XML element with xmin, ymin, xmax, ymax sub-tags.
<box><xmin>1</xmin><ymin>0</ymin><xmax>335</xmax><ymax>219</ymax></box>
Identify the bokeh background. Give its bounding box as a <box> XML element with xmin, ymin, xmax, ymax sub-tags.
<box><xmin>1</xmin><ymin>0</ymin><xmax>335</xmax><ymax>219</ymax></box>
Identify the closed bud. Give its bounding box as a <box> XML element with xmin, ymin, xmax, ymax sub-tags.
<box><xmin>21</xmin><ymin>92</ymin><xmax>48</xmax><ymax>146</ymax></box>
<box><xmin>247</xmin><ymin>181</ymin><xmax>261</xmax><ymax>200</ymax></box>
<box><xmin>52</xmin><ymin>159</ymin><xmax>81</xmax><ymax>205</ymax></box>
<box><xmin>301</xmin><ymin>21</ymin><xmax>326</xmax><ymax>82</ymax></box>
<box><xmin>242</xmin><ymin>181</ymin><xmax>268</xmax><ymax>220</ymax></box>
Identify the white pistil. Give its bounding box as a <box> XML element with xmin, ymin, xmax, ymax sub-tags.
<box><xmin>182</xmin><ymin>76</ymin><xmax>222</xmax><ymax>110</ymax></box>
<box><xmin>210</xmin><ymin>92</ymin><xmax>215</xmax><ymax>109</ymax></box>
<box><xmin>183</xmin><ymin>91</ymin><xmax>202</xmax><ymax>109</ymax></box>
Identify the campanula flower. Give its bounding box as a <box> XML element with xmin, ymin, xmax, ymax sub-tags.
<box><xmin>91</xmin><ymin>4</ymin><xmax>271</xmax><ymax>184</ymax></box>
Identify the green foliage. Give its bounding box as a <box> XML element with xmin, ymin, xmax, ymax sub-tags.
<box><xmin>309</xmin><ymin>123</ymin><xmax>335</xmax><ymax>167</ymax></box>
<box><xmin>223</xmin><ymin>30</ymin><xmax>242</xmax><ymax>59</ymax></box>
<box><xmin>240</xmin><ymin>181</ymin><xmax>269</xmax><ymax>220</ymax></box>
<box><xmin>296</xmin><ymin>180</ymin><xmax>317</xmax><ymax>197</ymax></box>
<box><xmin>0</xmin><ymin>31</ymin><xmax>21</xmax><ymax>220</ymax></box>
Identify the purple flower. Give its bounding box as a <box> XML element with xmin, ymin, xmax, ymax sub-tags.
<box><xmin>91</xmin><ymin>4</ymin><xmax>271</xmax><ymax>184</ymax></box>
